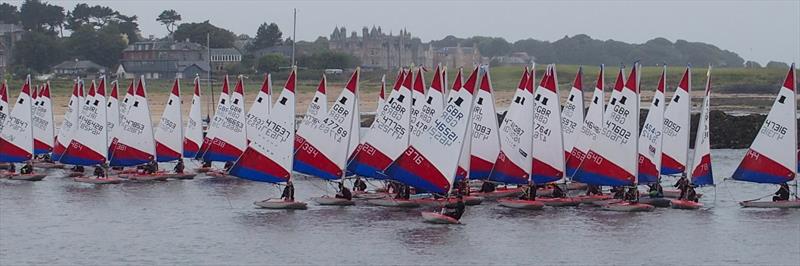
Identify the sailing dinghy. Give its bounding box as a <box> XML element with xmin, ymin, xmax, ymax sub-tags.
<box><xmin>196</xmin><ymin>75</ymin><xmax>230</xmax><ymax>163</ymax></box>
<box><xmin>108</xmin><ymin>78</ymin><xmax>165</xmax><ymax>181</ymax></box>
<box><xmin>636</xmin><ymin>67</ymin><xmax>670</xmax><ymax>207</ymax></box>
<box><xmin>247</xmin><ymin>74</ymin><xmax>272</xmax><ymax>144</ymax></box>
<box><xmin>52</xmin><ymin>80</ymin><xmax>82</xmax><ymax>162</ymax></box>
<box><xmin>203</xmin><ymin>76</ymin><xmax>247</xmax><ymax>163</ymax></box>
<box><xmin>32</xmin><ymin>82</ymin><xmax>54</xmax><ymax>156</ymax></box>
<box><xmin>294</xmin><ymin>74</ymin><xmax>328</xmax><ymax>154</ymax></box>
<box><xmin>469</xmin><ymin>67</ymin><xmax>501</xmax><ymax>181</ymax></box>
<box><xmin>0</xmin><ymin>76</ymin><xmax>45</xmax><ymax>181</ymax></box>
<box><xmin>154</xmin><ymin>79</ymin><xmax>195</xmax><ymax>180</ymax></box>
<box><xmin>183</xmin><ymin>76</ymin><xmax>204</xmax><ymax>159</ymax></box>
<box><xmin>230</xmin><ymin>68</ymin><xmax>307</xmax><ymax>210</ymax></box>
<box><xmin>734</xmin><ymin>64</ymin><xmax>798</xmax><ymax>208</ymax></box>
<box><xmin>294</xmin><ymin>69</ymin><xmax>361</xmax><ymax>206</ymax></box>
<box><xmin>493</xmin><ymin>68</ymin><xmax>543</xmax><ymax>210</ymax></box>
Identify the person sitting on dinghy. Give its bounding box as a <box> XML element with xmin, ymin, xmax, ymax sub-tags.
<box><xmin>174</xmin><ymin>159</ymin><xmax>185</xmax><ymax>174</ymax></box>
<box><xmin>353</xmin><ymin>177</ymin><xmax>367</xmax><ymax>192</ymax></box>
<box><xmin>479</xmin><ymin>181</ymin><xmax>497</xmax><ymax>193</ymax></box>
<box><xmin>444</xmin><ymin>195</ymin><xmax>466</xmax><ymax>220</ymax></box>
<box><xmin>281</xmin><ymin>180</ymin><xmax>295</xmax><ymax>202</ymax></box>
<box><xmin>71</xmin><ymin>165</ymin><xmax>84</xmax><ymax>173</ymax></box>
<box><xmin>19</xmin><ymin>163</ymin><xmax>33</xmax><ymax>175</ymax></box>
<box><xmin>585</xmin><ymin>185</ymin><xmax>602</xmax><ymax>196</ymax></box>
<box><xmin>611</xmin><ymin>186</ymin><xmax>625</xmax><ymax>199</ymax></box>
<box><xmin>144</xmin><ymin>160</ymin><xmax>158</xmax><ymax>175</ymax></box>
<box><xmin>648</xmin><ymin>182</ymin><xmax>664</xmax><ymax>198</ymax></box>
<box><xmin>223</xmin><ymin>161</ymin><xmax>233</xmax><ymax>172</ymax></box>
<box><xmin>623</xmin><ymin>187</ymin><xmax>639</xmax><ymax>203</ymax></box>
<box><xmin>551</xmin><ymin>184</ymin><xmax>566</xmax><ymax>198</ymax></box>
<box><xmin>773</xmin><ymin>183</ymin><xmax>790</xmax><ymax>202</ymax></box>
<box><xmin>335</xmin><ymin>182</ymin><xmax>353</xmax><ymax>200</ymax></box>
<box><xmin>686</xmin><ymin>185</ymin><xmax>699</xmax><ymax>202</ymax></box>
<box><xmin>675</xmin><ymin>175</ymin><xmax>690</xmax><ymax>199</ymax></box>
<box><xmin>94</xmin><ymin>165</ymin><xmax>106</xmax><ymax>178</ymax></box>
<box><xmin>519</xmin><ymin>183</ymin><xmax>537</xmax><ymax>200</ymax></box>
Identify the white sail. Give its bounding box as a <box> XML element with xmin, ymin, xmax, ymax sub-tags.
<box><xmin>637</xmin><ymin>66</ymin><xmax>667</xmax><ymax>184</ymax></box>
<box><xmin>154</xmin><ymin>79</ymin><xmax>184</xmax><ymax>162</ymax></box>
<box><xmin>0</xmin><ymin>76</ymin><xmax>34</xmax><ymax>162</ymax></box>
<box><xmin>661</xmin><ymin>67</ymin><xmax>692</xmax><ymax>175</ymax></box>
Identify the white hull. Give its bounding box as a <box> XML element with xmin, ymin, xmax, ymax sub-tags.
<box><xmin>497</xmin><ymin>199</ymin><xmax>545</xmax><ymax>210</ymax></box>
<box><xmin>254</xmin><ymin>199</ymin><xmax>308</xmax><ymax>210</ymax></box>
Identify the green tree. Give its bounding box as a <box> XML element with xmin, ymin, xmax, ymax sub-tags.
<box><xmin>252</xmin><ymin>22</ymin><xmax>282</xmax><ymax>50</ymax></box>
<box><xmin>156</xmin><ymin>9</ymin><xmax>181</xmax><ymax>35</ymax></box>
<box><xmin>765</xmin><ymin>61</ymin><xmax>789</xmax><ymax>69</ymax></box>
<box><xmin>0</xmin><ymin>3</ymin><xmax>20</xmax><ymax>24</ymax></box>
<box><xmin>12</xmin><ymin>31</ymin><xmax>66</xmax><ymax>72</ymax></box>
<box><xmin>174</xmin><ymin>21</ymin><xmax>236</xmax><ymax>48</ymax></box>
<box><xmin>65</xmin><ymin>26</ymin><xmax>126</xmax><ymax>68</ymax></box>
<box><xmin>66</xmin><ymin>3</ymin><xmax>120</xmax><ymax>30</ymax></box>
<box><xmin>20</xmin><ymin>0</ymin><xmax>64</xmax><ymax>34</ymax></box>
<box><xmin>111</xmin><ymin>14</ymin><xmax>140</xmax><ymax>43</ymax></box>
<box><xmin>256</xmin><ymin>54</ymin><xmax>289</xmax><ymax>73</ymax></box>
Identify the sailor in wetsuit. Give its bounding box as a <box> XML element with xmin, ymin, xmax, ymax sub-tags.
<box><xmin>353</xmin><ymin>177</ymin><xmax>367</xmax><ymax>192</ymax></box>
<box><xmin>773</xmin><ymin>183</ymin><xmax>790</xmax><ymax>202</ymax></box>
<box><xmin>675</xmin><ymin>175</ymin><xmax>690</xmax><ymax>200</ymax></box>
<box><xmin>335</xmin><ymin>182</ymin><xmax>352</xmax><ymax>200</ymax></box>
<box><xmin>686</xmin><ymin>185</ymin><xmax>699</xmax><ymax>202</ymax></box>
<box><xmin>94</xmin><ymin>165</ymin><xmax>106</xmax><ymax>178</ymax></box>
<box><xmin>611</xmin><ymin>186</ymin><xmax>625</xmax><ymax>199</ymax></box>
<box><xmin>550</xmin><ymin>184</ymin><xmax>566</xmax><ymax>198</ymax></box>
<box><xmin>648</xmin><ymin>182</ymin><xmax>664</xmax><ymax>198</ymax></box>
<box><xmin>585</xmin><ymin>185</ymin><xmax>602</xmax><ymax>196</ymax></box>
<box><xmin>19</xmin><ymin>163</ymin><xmax>33</xmax><ymax>174</ymax></box>
<box><xmin>519</xmin><ymin>183</ymin><xmax>537</xmax><ymax>200</ymax></box>
<box><xmin>444</xmin><ymin>195</ymin><xmax>466</xmax><ymax>220</ymax></box>
<box><xmin>223</xmin><ymin>161</ymin><xmax>234</xmax><ymax>172</ymax></box>
<box><xmin>173</xmin><ymin>159</ymin><xmax>185</xmax><ymax>174</ymax></box>
<box><xmin>623</xmin><ymin>187</ymin><xmax>640</xmax><ymax>203</ymax></box>
<box><xmin>144</xmin><ymin>160</ymin><xmax>158</xmax><ymax>174</ymax></box>
<box><xmin>281</xmin><ymin>180</ymin><xmax>295</xmax><ymax>202</ymax></box>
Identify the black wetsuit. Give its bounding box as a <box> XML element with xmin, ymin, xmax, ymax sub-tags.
<box><xmin>624</xmin><ymin>189</ymin><xmax>639</xmax><ymax>203</ymax></box>
<box><xmin>19</xmin><ymin>164</ymin><xmax>32</xmax><ymax>174</ymax></box>
<box><xmin>336</xmin><ymin>187</ymin><xmax>353</xmax><ymax>200</ymax></box>
<box><xmin>648</xmin><ymin>183</ymin><xmax>664</xmax><ymax>198</ymax></box>
<box><xmin>353</xmin><ymin>179</ymin><xmax>367</xmax><ymax>192</ymax></box>
<box><xmin>174</xmin><ymin>161</ymin><xmax>185</xmax><ymax>174</ymax></box>
<box><xmin>94</xmin><ymin>166</ymin><xmax>105</xmax><ymax>177</ymax></box>
<box><xmin>611</xmin><ymin>187</ymin><xmax>625</xmax><ymax>199</ymax></box>
<box><xmin>686</xmin><ymin>188</ymin><xmax>699</xmax><ymax>202</ymax></box>
<box><xmin>773</xmin><ymin>185</ymin><xmax>790</xmax><ymax>202</ymax></box>
<box><xmin>519</xmin><ymin>186</ymin><xmax>536</xmax><ymax>200</ymax></box>
<box><xmin>551</xmin><ymin>185</ymin><xmax>566</xmax><ymax>198</ymax></box>
<box><xmin>586</xmin><ymin>185</ymin><xmax>602</xmax><ymax>196</ymax></box>
<box><xmin>445</xmin><ymin>200</ymin><xmax>466</xmax><ymax>220</ymax></box>
<box><xmin>675</xmin><ymin>177</ymin><xmax>689</xmax><ymax>200</ymax></box>
<box><xmin>281</xmin><ymin>184</ymin><xmax>295</xmax><ymax>201</ymax></box>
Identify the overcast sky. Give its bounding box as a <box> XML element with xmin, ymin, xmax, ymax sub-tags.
<box><xmin>11</xmin><ymin>0</ymin><xmax>800</xmax><ymax>65</ymax></box>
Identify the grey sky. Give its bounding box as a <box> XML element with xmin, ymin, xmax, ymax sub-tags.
<box><xmin>11</xmin><ymin>0</ymin><xmax>800</xmax><ymax>65</ymax></box>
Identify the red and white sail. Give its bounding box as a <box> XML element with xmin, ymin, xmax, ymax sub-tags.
<box><xmin>0</xmin><ymin>81</ymin><xmax>8</xmax><ymax>134</ymax></box>
<box><xmin>410</xmin><ymin>65</ymin><xmax>445</xmax><ymax>146</ymax></box>
<box><xmin>230</xmin><ymin>69</ymin><xmax>297</xmax><ymax>183</ymax></box>
<box><xmin>106</xmin><ymin>81</ymin><xmax>120</xmax><ymax>149</ymax></box>
<box><xmin>295</xmin><ymin>75</ymin><xmax>328</xmax><ymax>152</ymax></box>
<box><xmin>661</xmin><ymin>67</ymin><xmax>692</xmax><ymax>175</ymax></box>
<box><xmin>203</xmin><ymin>76</ymin><xmax>247</xmax><ymax>162</ymax></box>
<box><xmin>60</xmin><ymin>78</ymin><xmax>108</xmax><ymax>166</ymax></box>
<box><xmin>451</xmin><ymin>70</ymin><xmax>470</xmax><ymax>181</ymax></box>
<box><xmin>247</xmin><ymin>74</ymin><xmax>272</xmax><ymax>143</ymax></box>
<box><xmin>637</xmin><ymin>66</ymin><xmax>667</xmax><ymax>184</ymax></box>
<box><xmin>183</xmin><ymin>76</ymin><xmax>203</xmax><ymax>158</ymax></box>
<box><xmin>690</xmin><ymin>68</ymin><xmax>714</xmax><ymax>186</ymax></box>
<box><xmin>732</xmin><ymin>64</ymin><xmax>797</xmax><ymax>184</ymax></box>
<box><xmin>0</xmin><ymin>76</ymin><xmax>34</xmax><ymax>162</ymax></box>
<box><xmin>52</xmin><ymin>80</ymin><xmax>82</xmax><ymax>161</ymax></box>
<box><xmin>531</xmin><ymin>65</ymin><xmax>565</xmax><ymax>184</ymax></box>
<box><xmin>566</xmin><ymin>66</ymin><xmax>606</xmax><ymax>177</ymax></box>
<box><xmin>154</xmin><ymin>79</ymin><xmax>184</xmax><ymax>162</ymax></box>
<box><xmin>409</xmin><ymin>68</ymin><xmax>427</xmax><ymax>134</ymax></box>
<box><xmin>348</xmin><ymin>70</ymin><xmax>413</xmax><ymax>178</ymax></box>
<box><xmin>197</xmin><ymin>75</ymin><xmax>230</xmax><ymax>159</ymax></box>
<box><xmin>385</xmin><ymin>67</ymin><xmax>478</xmax><ymax>194</ymax></box>
<box><xmin>562</xmin><ymin>67</ymin><xmax>585</xmax><ymax>162</ymax></box>
<box><xmin>33</xmin><ymin>82</ymin><xmax>54</xmax><ymax>155</ymax></box>
<box><xmin>109</xmin><ymin>78</ymin><xmax>155</xmax><ymax>166</ymax></box>
<box><xmin>489</xmin><ymin>67</ymin><xmax>533</xmax><ymax>184</ymax></box>
<box><xmin>469</xmin><ymin>68</ymin><xmax>501</xmax><ymax>180</ymax></box>
<box><xmin>573</xmin><ymin>64</ymin><xmax>641</xmax><ymax>186</ymax></box>
<box><xmin>294</xmin><ymin>69</ymin><xmax>360</xmax><ymax>180</ymax></box>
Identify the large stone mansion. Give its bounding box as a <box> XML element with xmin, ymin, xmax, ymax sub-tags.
<box><xmin>328</xmin><ymin>26</ymin><xmax>482</xmax><ymax>70</ymax></box>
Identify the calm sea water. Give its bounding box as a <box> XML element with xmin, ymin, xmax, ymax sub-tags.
<box><xmin>1</xmin><ymin>149</ymin><xmax>798</xmax><ymax>265</ymax></box>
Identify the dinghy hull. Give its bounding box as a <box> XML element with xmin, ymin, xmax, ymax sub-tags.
<box><xmin>601</xmin><ymin>202</ymin><xmax>655</xmax><ymax>212</ymax></box>
<box><xmin>195</xmin><ymin>167</ymin><xmax>213</xmax><ymax>173</ymax></box>
<box><xmin>471</xmin><ymin>188</ymin><xmax>522</xmax><ymax>200</ymax></box>
<box><xmin>421</xmin><ymin>212</ymin><xmax>460</xmax><ymax>224</ymax></box>
<box><xmin>128</xmin><ymin>174</ymin><xmax>169</xmax><ymax>182</ymax></box>
<box><xmin>353</xmin><ymin>191</ymin><xmax>388</xmax><ymax>199</ymax></box>
<box><xmin>162</xmin><ymin>173</ymin><xmax>196</xmax><ymax>180</ymax></box>
<box><xmin>5</xmin><ymin>173</ymin><xmax>46</xmax><ymax>181</ymax></box>
<box><xmin>312</xmin><ymin>196</ymin><xmax>355</xmax><ymax>206</ymax></box>
<box><xmin>254</xmin><ymin>199</ymin><xmax>308</xmax><ymax>210</ymax></box>
<box><xmin>367</xmin><ymin>198</ymin><xmax>420</xmax><ymax>208</ymax></box>
<box><xmin>538</xmin><ymin>197</ymin><xmax>581</xmax><ymax>207</ymax></box>
<box><xmin>575</xmin><ymin>194</ymin><xmax>611</xmax><ymax>204</ymax></box>
<box><xmin>662</xmin><ymin>189</ymin><xmax>703</xmax><ymax>199</ymax></box>
<box><xmin>74</xmin><ymin>176</ymin><xmax>123</xmax><ymax>184</ymax></box>
<box><xmin>639</xmin><ymin>197</ymin><xmax>672</xmax><ymax>208</ymax></box>
<box><xmin>497</xmin><ymin>199</ymin><xmax>545</xmax><ymax>210</ymax></box>
<box><xmin>739</xmin><ymin>200</ymin><xmax>800</xmax><ymax>208</ymax></box>
<box><xmin>590</xmin><ymin>199</ymin><xmax>622</xmax><ymax>207</ymax></box>
<box><xmin>671</xmin><ymin>200</ymin><xmax>703</xmax><ymax>209</ymax></box>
